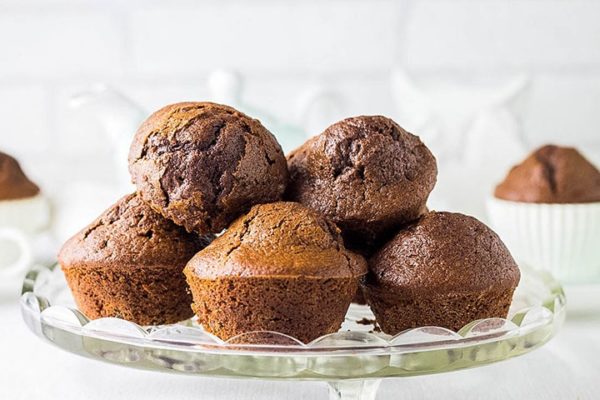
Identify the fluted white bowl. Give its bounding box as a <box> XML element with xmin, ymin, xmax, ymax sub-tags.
<box><xmin>0</xmin><ymin>193</ymin><xmax>50</xmax><ymax>233</ymax></box>
<box><xmin>487</xmin><ymin>197</ymin><xmax>600</xmax><ymax>284</ymax></box>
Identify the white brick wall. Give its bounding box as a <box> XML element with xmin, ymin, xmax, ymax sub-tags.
<box><xmin>0</xmin><ymin>84</ymin><xmax>49</xmax><ymax>154</ymax></box>
<box><xmin>130</xmin><ymin>1</ymin><xmax>399</xmax><ymax>75</ymax></box>
<box><xmin>404</xmin><ymin>0</ymin><xmax>600</xmax><ymax>70</ymax></box>
<box><xmin>0</xmin><ymin>0</ymin><xmax>599</xmax><ymax>191</ymax></box>
<box><xmin>0</xmin><ymin>10</ymin><xmax>124</xmax><ymax>78</ymax></box>
<box><xmin>525</xmin><ymin>73</ymin><xmax>600</xmax><ymax>148</ymax></box>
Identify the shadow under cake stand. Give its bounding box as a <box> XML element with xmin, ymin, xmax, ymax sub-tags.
<box><xmin>21</xmin><ymin>263</ymin><xmax>565</xmax><ymax>400</ymax></box>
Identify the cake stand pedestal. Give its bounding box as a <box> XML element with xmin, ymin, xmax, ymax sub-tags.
<box><xmin>328</xmin><ymin>380</ymin><xmax>381</xmax><ymax>400</ymax></box>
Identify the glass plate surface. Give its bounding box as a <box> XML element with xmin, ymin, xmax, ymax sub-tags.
<box><xmin>21</xmin><ymin>262</ymin><xmax>565</xmax><ymax>397</ymax></box>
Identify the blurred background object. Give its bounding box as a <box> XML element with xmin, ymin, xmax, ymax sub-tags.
<box><xmin>391</xmin><ymin>70</ymin><xmax>530</xmax><ymax>217</ymax></box>
<box><xmin>0</xmin><ymin>150</ymin><xmax>52</xmax><ymax>296</ymax></box>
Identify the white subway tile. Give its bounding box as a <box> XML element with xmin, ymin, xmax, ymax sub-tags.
<box><xmin>130</xmin><ymin>1</ymin><xmax>399</xmax><ymax>74</ymax></box>
<box><xmin>524</xmin><ymin>74</ymin><xmax>600</xmax><ymax>155</ymax></box>
<box><xmin>404</xmin><ymin>0</ymin><xmax>600</xmax><ymax>70</ymax></box>
<box><xmin>0</xmin><ymin>85</ymin><xmax>49</xmax><ymax>155</ymax></box>
<box><xmin>0</xmin><ymin>12</ymin><xmax>124</xmax><ymax>78</ymax></box>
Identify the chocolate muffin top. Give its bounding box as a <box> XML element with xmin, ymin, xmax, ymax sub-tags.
<box><xmin>0</xmin><ymin>151</ymin><xmax>40</xmax><ymax>200</ymax></box>
<box><xmin>129</xmin><ymin>102</ymin><xmax>289</xmax><ymax>234</ymax></box>
<box><xmin>59</xmin><ymin>193</ymin><xmax>213</xmax><ymax>269</ymax></box>
<box><xmin>367</xmin><ymin>211</ymin><xmax>520</xmax><ymax>295</ymax></box>
<box><xmin>286</xmin><ymin>116</ymin><xmax>437</xmax><ymax>246</ymax></box>
<box><xmin>495</xmin><ymin>144</ymin><xmax>600</xmax><ymax>204</ymax></box>
<box><xmin>185</xmin><ymin>202</ymin><xmax>367</xmax><ymax>279</ymax></box>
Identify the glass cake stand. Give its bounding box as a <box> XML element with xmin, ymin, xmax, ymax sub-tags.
<box><xmin>21</xmin><ymin>263</ymin><xmax>565</xmax><ymax>400</ymax></box>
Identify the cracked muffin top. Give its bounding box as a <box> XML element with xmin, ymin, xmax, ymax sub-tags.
<box><xmin>128</xmin><ymin>102</ymin><xmax>289</xmax><ymax>234</ymax></box>
<box><xmin>58</xmin><ymin>193</ymin><xmax>213</xmax><ymax>269</ymax></box>
<box><xmin>285</xmin><ymin>115</ymin><xmax>437</xmax><ymax>248</ymax></box>
<box><xmin>185</xmin><ymin>202</ymin><xmax>367</xmax><ymax>279</ymax></box>
<box><xmin>0</xmin><ymin>151</ymin><xmax>40</xmax><ymax>200</ymax></box>
<box><xmin>367</xmin><ymin>211</ymin><xmax>520</xmax><ymax>294</ymax></box>
<box><xmin>495</xmin><ymin>145</ymin><xmax>600</xmax><ymax>204</ymax></box>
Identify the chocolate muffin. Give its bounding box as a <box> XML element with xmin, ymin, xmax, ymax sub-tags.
<box><xmin>0</xmin><ymin>151</ymin><xmax>39</xmax><ymax>200</ymax></box>
<box><xmin>363</xmin><ymin>211</ymin><xmax>520</xmax><ymax>334</ymax></box>
<box><xmin>286</xmin><ymin>116</ymin><xmax>437</xmax><ymax>250</ymax></box>
<box><xmin>129</xmin><ymin>102</ymin><xmax>289</xmax><ymax>234</ymax></box>
<box><xmin>184</xmin><ymin>202</ymin><xmax>367</xmax><ymax>343</ymax></box>
<box><xmin>58</xmin><ymin>193</ymin><xmax>213</xmax><ymax>325</ymax></box>
<box><xmin>495</xmin><ymin>144</ymin><xmax>600</xmax><ymax>203</ymax></box>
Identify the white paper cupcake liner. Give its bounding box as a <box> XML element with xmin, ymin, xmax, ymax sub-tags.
<box><xmin>486</xmin><ymin>197</ymin><xmax>600</xmax><ymax>284</ymax></box>
<box><xmin>0</xmin><ymin>194</ymin><xmax>51</xmax><ymax>233</ymax></box>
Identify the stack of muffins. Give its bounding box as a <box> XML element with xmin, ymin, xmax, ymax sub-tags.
<box><xmin>59</xmin><ymin>102</ymin><xmax>520</xmax><ymax>342</ymax></box>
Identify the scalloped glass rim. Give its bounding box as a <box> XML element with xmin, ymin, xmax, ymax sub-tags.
<box><xmin>21</xmin><ymin>262</ymin><xmax>566</xmax><ymax>357</ymax></box>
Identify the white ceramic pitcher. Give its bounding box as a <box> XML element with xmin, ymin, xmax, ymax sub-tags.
<box><xmin>0</xmin><ymin>228</ymin><xmax>32</xmax><ymax>281</ymax></box>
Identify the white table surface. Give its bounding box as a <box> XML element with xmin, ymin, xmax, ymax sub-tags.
<box><xmin>1</xmin><ymin>293</ymin><xmax>599</xmax><ymax>400</ymax></box>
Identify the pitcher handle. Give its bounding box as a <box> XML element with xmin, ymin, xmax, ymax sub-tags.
<box><xmin>0</xmin><ymin>228</ymin><xmax>32</xmax><ymax>278</ymax></box>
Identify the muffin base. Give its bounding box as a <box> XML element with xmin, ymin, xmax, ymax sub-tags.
<box><xmin>185</xmin><ymin>275</ymin><xmax>358</xmax><ymax>343</ymax></box>
<box><xmin>62</xmin><ymin>265</ymin><xmax>194</xmax><ymax>326</ymax></box>
<box><xmin>363</xmin><ymin>286</ymin><xmax>516</xmax><ymax>334</ymax></box>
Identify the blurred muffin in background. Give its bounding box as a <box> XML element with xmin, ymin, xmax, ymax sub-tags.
<box><xmin>487</xmin><ymin>145</ymin><xmax>600</xmax><ymax>282</ymax></box>
<box><xmin>494</xmin><ymin>145</ymin><xmax>600</xmax><ymax>203</ymax></box>
<box><xmin>0</xmin><ymin>151</ymin><xmax>50</xmax><ymax>233</ymax></box>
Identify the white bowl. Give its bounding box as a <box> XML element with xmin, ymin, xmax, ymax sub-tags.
<box><xmin>486</xmin><ymin>197</ymin><xmax>600</xmax><ymax>284</ymax></box>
